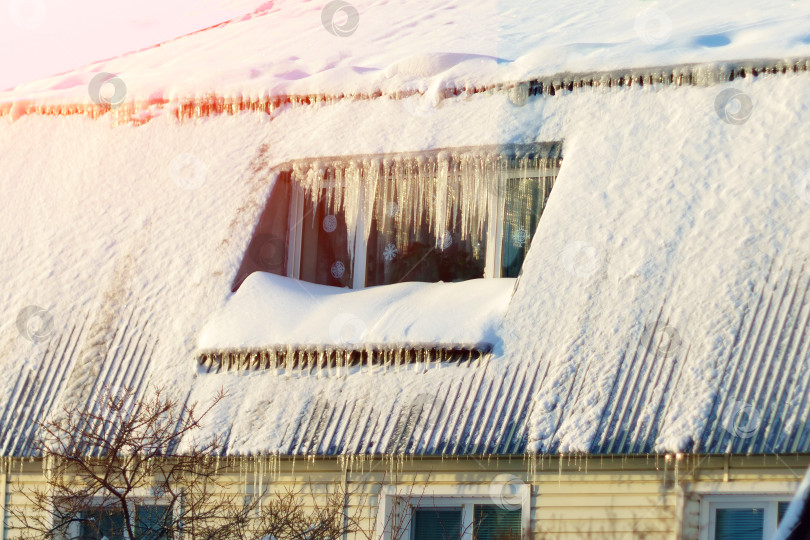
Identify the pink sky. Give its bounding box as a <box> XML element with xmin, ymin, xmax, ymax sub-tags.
<box><xmin>0</xmin><ymin>0</ymin><xmax>260</xmax><ymax>91</ymax></box>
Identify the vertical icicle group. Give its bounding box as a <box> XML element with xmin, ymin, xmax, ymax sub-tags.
<box><xmin>288</xmin><ymin>148</ymin><xmax>559</xmax><ymax>259</ymax></box>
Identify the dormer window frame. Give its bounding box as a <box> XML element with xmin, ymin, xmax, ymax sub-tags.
<box><xmin>233</xmin><ymin>143</ymin><xmax>562</xmax><ymax>292</ymax></box>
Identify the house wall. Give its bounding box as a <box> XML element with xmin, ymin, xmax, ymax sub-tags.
<box><xmin>1</xmin><ymin>454</ymin><xmax>806</xmax><ymax>540</ymax></box>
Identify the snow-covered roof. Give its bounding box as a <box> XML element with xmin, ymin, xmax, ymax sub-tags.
<box><xmin>3</xmin><ymin>0</ymin><xmax>810</xmax><ymax>106</ymax></box>
<box><xmin>1</xmin><ymin>0</ymin><xmax>809</xmax><ymax>458</ymax></box>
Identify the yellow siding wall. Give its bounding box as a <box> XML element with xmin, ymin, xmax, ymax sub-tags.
<box><xmin>1</xmin><ymin>454</ymin><xmax>806</xmax><ymax>540</ymax></box>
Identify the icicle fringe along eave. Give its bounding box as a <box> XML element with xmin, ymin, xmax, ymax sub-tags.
<box><xmin>196</xmin><ymin>344</ymin><xmax>494</xmax><ymax>373</ymax></box>
<box><xmin>2</xmin><ymin>57</ymin><xmax>809</xmax><ymax>126</ymax></box>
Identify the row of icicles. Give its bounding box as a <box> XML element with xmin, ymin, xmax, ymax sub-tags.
<box><xmin>290</xmin><ymin>152</ymin><xmax>556</xmax><ymax>267</ymax></box>
<box><xmin>1</xmin><ymin>452</ymin><xmax>715</xmax><ymax>486</ymax></box>
<box><xmin>199</xmin><ymin>346</ymin><xmax>486</xmax><ymax>374</ymax></box>
<box><xmin>2</xmin><ymin>58</ymin><xmax>808</xmax><ymax>126</ymax></box>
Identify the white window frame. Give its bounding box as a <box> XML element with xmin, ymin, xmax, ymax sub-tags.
<box><xmin>63</xmin><ymin>488</ymin><xmax>175</xmax><ymax>540</ymax></box>
<box><xmin>374</xmin><ymin>483</ymin><xmax>531</xmax><ymax>540</ymax></box>
<box><xmin>285</xmin><ymin>167</ymin><xmax>558</xmax><ymax>288</ymax></box>
<box><xmin>698</xmin><ymin>494</ymin><xmax>794</xmax><ymax>540</ymax></box>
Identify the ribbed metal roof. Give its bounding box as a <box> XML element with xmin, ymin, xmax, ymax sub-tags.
<box><xmin>0</xmin><ymin>303</ymin><xmax>162</xmax><ymax>457</ymax></box>
<box><xmin>3</xmin><ymin>254</ymin><xmax>808</xmax><ymax>459</ymax></box>
<box><xmin>210</xmin><ymin>254</ymin><xmax>810</xmax><ymax>457</ymax></box>
<box><xmin>586</xmin><ymin>254</ymin><xmax>810</xmax><ymax>455</ymax></box>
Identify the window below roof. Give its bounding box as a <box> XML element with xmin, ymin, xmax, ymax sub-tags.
<box><xmin>375</xmin><ymin>483</ymin><xmax>529</xmax><ymax>540</ymax></box>
<box><xmin>71</xmin><ymin>504</ymin><xmax>170</xmax><ymax>540</ymax></box>
<box><xmin>701</xmin><ymin>496</ymin><xmax>793</xmax><ymax>540</ymax></box>
<box><xmin>233</xmin><ymin>144</ymin><xmax>562</xmax><ymax>291</ymax></box>
<box><xmin>411</xmin><ymin>505</ymin><xmax>520</xmax><ymax>540</ymax></box>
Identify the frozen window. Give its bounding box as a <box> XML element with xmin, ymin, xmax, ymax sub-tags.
<box><xmin>234</xmin><ymin>144</ymin><xmax>561</xmax><ymax>290</ymax></box>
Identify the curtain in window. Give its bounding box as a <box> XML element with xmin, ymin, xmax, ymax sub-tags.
<box><xmin>715</xmin><ymin>508</ymin><xmax>764</xmax><ymax>540</ymax></box>
<box><xmin>413</xmin><ymin>508</ymin><xmax>463</xmax><ymax>540</ymax></box>
<box><xmin>473</xmin><ymin>505</ymin><xmax>521</xmax><ymax>540</ymax></box>
<box><xmin>364</xmin><ymin>159</ymin><xmax>486</xmax><ymax>286</ymax></box>
<box><xmin>499</xmin><ymin>176</ymin><xmax>543</xmax><ymax>278</ymax></box>
<box><xmin>299</xmin><ymin>188</ymin><xmax>353</xmax><ymax>287</ymax></box>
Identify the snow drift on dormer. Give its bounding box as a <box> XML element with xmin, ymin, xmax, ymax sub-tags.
<box><xmin>197</xmin><ymin>272</ymin><xmax>513</xmax><ymax>351</ymax></box>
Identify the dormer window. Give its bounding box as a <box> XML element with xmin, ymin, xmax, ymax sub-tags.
<box><xmin>234</xmin><ymin>144</ymin><xmax>562</xmax><ymax>290</ymax></box>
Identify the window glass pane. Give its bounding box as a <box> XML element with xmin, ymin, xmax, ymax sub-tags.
<box><xmin>473</xmin><ymin>504</ymin><xmax>521</xmax><ymax>540</ymax></box>
<box><xmin>365</xmin><ymin>169</ymin><xmax>486</xmax><ymax>287</ymax></box>
<box><xmin>715</xmin><ymin>508</ymin><xmax>764</xmax><ymax>540</ymax></box>
<box><xmin>136</xmin><ymin>504</ymin><xmax>170</xmax><ymax>539</ymax></box>
<box><xmin>413</xmin><ymin>507</ymin><xmax>463</xmax><ymax>540</ymax></box>
<box><xmin>500</xmin><ymin>176</ymin><xmax>547</xmax><ymax>278</ymax></box>
<box><xmin>778</xmin><ymin>501</ymin><xmax>791</xmax><ymax>524</ymax></box>
<box><xmin>299</xmin><ymin>188</ymin><xmax>353</xmax><ymax>287</ymax></box>
<box><xmin>79</xmin><ymin>508</ymin><xmax>125</xmax><ymax>540</ymax></box>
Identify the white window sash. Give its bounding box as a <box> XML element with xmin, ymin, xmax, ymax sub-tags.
<box><xmin>698</xmin><ymin>494</ymin><xmax>794</xmax><ymax>540</ymax></box>
<box><xmin>62</xmin><ymin>487</ymin><xmax>175</xmax><ymax>540</ymax></box>
<box><xmin>375</xmin><ymin>483</ymin><xmax>530</xmax><ymax>540</ymax></box>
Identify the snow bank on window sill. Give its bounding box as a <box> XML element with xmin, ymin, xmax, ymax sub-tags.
<box><xmin>197</xmin><ymin>272</ymin><xmax>515</xmax><ymax>351</ymax></box>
